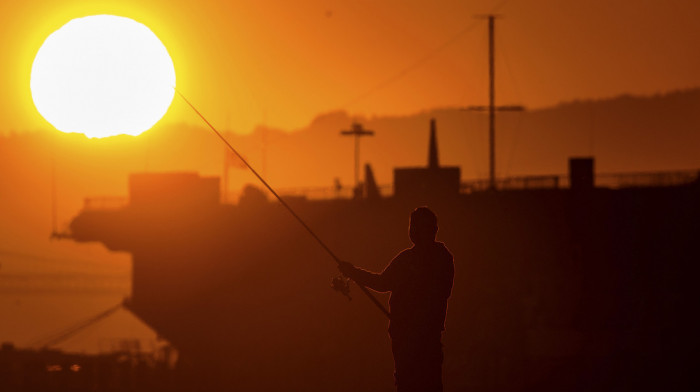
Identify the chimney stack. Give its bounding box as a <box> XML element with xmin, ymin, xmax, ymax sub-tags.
<box><xmin>429</xmin><ymin>118</ymin><xmax>439</xmax><ymax>169</ymax></box>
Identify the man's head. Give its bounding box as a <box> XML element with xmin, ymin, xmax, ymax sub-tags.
<box><xmin>409</xmin><ymin>206</ymin><xmax>438</xmax><ymax>246</ymax></box>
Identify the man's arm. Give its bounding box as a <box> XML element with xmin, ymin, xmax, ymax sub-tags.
<box><xmin>440</xmin><ymin>254</ymin><xmax>455</xmax><ymax>300</ymax></box>
<box><xmin>338</xmin><ymin>260</ymin><xmax>396</xmax><ymax>293</ymax></box>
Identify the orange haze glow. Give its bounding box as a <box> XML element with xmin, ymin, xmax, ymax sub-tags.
<box><xmin>1</xmin><ymin>0</ymin><xmax>700</xmax><ymax>357</ymax></box>
<box><xmin>0</xmin><ymin>0</ymin><xmax>699</xmax><ymax>135</ymax></box>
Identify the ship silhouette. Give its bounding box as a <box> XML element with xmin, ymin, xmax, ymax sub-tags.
<box><xmin>65</xmin><ymin>119</ymin><xmax>700</xmax><ymax>391</ymax></box>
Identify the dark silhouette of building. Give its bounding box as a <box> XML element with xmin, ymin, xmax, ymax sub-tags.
<box><xmin>0</xmin><ymin>342</ymin><xmax>175</xmax><ymax>392</ymax></box>
<box><xmin>394</xmin><ymin>119</ymin><xmax>460</xmax><ymax>199</ymax></box>
<box><xmin>65</xmin><ymin>119</ymin><xmax>700</xmax><ymax>391</ymax></box>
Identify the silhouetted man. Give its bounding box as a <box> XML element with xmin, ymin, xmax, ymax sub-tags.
<box><xmin>339</xmin><ymin>206</ymin><xmax>454</xmax><ymax>392</ymax></box>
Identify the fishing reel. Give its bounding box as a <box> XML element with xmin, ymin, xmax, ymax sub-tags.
<box><xmin>331</xmin><ymin>275</ymin><xmax>352</xmax><ymax>301</ymax></box>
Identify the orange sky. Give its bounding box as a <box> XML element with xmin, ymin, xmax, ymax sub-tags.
<box><xmin>1</xmin><ymin>0</ymin><xmax>699</xmax><ymax>353</ymax></box>
<box><xmin>0</xmin><ymin>0</ymin><xmax>698</xmax><ymax>135</ymax></box>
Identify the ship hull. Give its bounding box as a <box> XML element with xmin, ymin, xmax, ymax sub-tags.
<box><xmin>70</xmin><ymin>184</ymin><xmax>700</xmax><ymax>391</ymax></box>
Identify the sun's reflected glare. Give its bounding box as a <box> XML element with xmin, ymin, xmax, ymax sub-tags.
<box><xmin>30</xmin><ymin>15</ymin><xmax>175</xmax><ymax>138</ymax></box>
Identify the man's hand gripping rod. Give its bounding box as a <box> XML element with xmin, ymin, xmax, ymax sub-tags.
<box><xmin>175</xmin><ymin>89</ymin><xmax>390</xmax><ymax>319</ymax></box>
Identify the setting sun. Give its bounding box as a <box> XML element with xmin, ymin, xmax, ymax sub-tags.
<box><xmin>30</xmin><ymin>15</ymin><xmax>175</xmax><ymax>138</ymax></box>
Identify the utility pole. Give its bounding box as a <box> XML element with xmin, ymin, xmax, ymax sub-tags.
<box><xmin>261</xmin><ymin>107</ymin><xmax>268</xmax><ymax>178</ymax></box>
<box><xmin>341</xmin><ymin>122</ymin><xmax>374</xmax><ymax>190</ymax></box>
<box><xmin>470</xmin><ymin>15</ymin><xmax>524</xmax><ymax>190</ymax></box>
<box><xmin>488</xmin><ymin>15</ymin><xmax>495</xmax><ymax>189</ymax></box>
<box><xmin>261</xmin><ymin>126</ymin><xmax>268</xmax><ymax>179</ymax></box>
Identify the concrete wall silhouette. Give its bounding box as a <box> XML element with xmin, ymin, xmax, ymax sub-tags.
<box><xmin>68</xmin><ymin>174</ymin><xmax>700</xmax><ymax>391</ymax></box>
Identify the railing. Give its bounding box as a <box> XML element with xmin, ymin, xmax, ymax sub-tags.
<box><xmin>279</xmin><ymin>185</ymin><xmax>355</xmax><ymax>200</ymax></box>
<box><xmin>83</xmin><ymin>196</ymin><xmax>128</xmax><ymax>210</ymax></box>
<box><xmin>460</xmin><ymin>169</ymin><xmax>699</xmax><ymax>193</ymax></box>
<box><xmin>597</xmin><ymin>170</ymin><xmax>700</xmax><ymax>189</ymax></box>
<box><xmin>461</xmin><ymin>175</ymin><xmax>563</xmax><ymax>193</ymax></box>
<box><xmin>84</xmin><ymin>170</ymin><xmax>700</xmax><ymax>210</ymax></box>
<box><xmin>278</xmin><ymin>184</ymin><xmax>393</xmax><ymax>200</ymax></box>
<box><xmin>226</xmin><ymin>184</ymin><xmax>393</xmax><ymax>203</ymax></box>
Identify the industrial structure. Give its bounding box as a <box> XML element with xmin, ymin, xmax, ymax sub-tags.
<box><xmin>64</xmin><ymin>120</ymin><xmax>700</xmax><ymax>391</ymax></box>
<box><xmin>58</xmin><ymin>16</ymin><xmax>699</xmax><ymax>390</ymax></box>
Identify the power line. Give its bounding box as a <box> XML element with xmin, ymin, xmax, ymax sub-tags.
<box><xmin>341</xmin><ymin>20</ymin><xmax>481</xmax><ymax>109</ymax></box>
<box><xmin>340</xmin><ymin>0</ymin><xmax>513</xmax><ymax>109</ymax></box>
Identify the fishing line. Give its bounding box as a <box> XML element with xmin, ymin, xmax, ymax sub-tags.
<box><xmin>175</xmin><ymin>89</ymin><xmax>390</xmax><ymax>319</ymax></box>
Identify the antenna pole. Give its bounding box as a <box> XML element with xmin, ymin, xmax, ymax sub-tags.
<box><xmin>467</xmin><ymin>15</ymin><xmax>524</xmax><ymax>190</ymax></box>
<box><xmin>470</xmin><ymin>14</ymin><xmax>499</xmax><ymax>190</ymax></box>
<box><xmin>488</xmin><ymin>15</ymin><xmax>496</xmax><ymax>190</ymax></box>
<box><xmin>51</xmin><ymin>156</ymin><xmax>57</xmax><ymax>234</ymax></box>
<box><xmin>341</xmin><ymin>123</ymin><xmax>375</xmax><ymax>192</ymax></box>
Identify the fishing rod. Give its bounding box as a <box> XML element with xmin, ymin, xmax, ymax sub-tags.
<box><xmin>175</xmin><ymin>89</ymin><xmax>390</xmax><ymax>319</ymax></box>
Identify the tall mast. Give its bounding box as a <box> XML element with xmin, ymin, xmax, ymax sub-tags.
<box><xmin>468</xmin><ymin>15</ymin><xmax>524</xmax><ymax>190</ymax></box>
<box><xmin>488</xmin><ymin>15</ymin><xmax>496</xmax><ymax>190</ymax></box>
<box><xmin>340</xmin><ymin>122</ymin><xmax>374</xmax><ymax>190</ymax></box>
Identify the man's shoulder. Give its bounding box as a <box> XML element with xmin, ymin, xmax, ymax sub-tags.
<box><xmin>435</xmin><ymin>242</ymin><xmax>454</xmax><ymax>259</ymax></box>
<box><xmin>394</xmin><ymin>243</ymin><xmax>453</xmax><ymax>264</ymax></box>
<box><xmin>393</xmin><ymin>247</ymin><xmax>416</xmax><ymax>261</ymax></box>
<box><xmin>432</xmin><ymin>242</ymin><xmax>455</xmax><ymax>282</ymax></box>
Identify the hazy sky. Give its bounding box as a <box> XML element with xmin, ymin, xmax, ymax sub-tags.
<box><xmin>1</xmin><ymin>0</ymin><xmax>698</xmax><ymax>134</ymax></box>
<box><xmin>1</xmin><ymin>0</ymin><xmax>699</xmax><ymax>353</ymax></box>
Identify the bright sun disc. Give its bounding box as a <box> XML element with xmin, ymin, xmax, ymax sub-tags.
<box><xmin>31</xmin><ymin>15</ymin><xmax>176</xmax><ymax>138</ymax></box>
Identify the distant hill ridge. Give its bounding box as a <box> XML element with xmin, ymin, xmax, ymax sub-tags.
<box><xmin>241</xmin><ymin>87</ymin><xmax>700</xmax><ymax>186</ymax></box>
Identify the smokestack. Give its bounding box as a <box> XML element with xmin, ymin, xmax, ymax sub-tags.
<box><xmin>429</xmin><ymin>118</ymin><xmax>439</xmax><ymax>169</ymax></box>
<box><xmin>364</xmin><ymin>164</ymin><xmax>381</xmax><ymax>200</ymax></box>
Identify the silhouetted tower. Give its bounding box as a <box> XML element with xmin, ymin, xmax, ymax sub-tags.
<box><xmin>470</xmin><ymin>15</ymin><xmax>524</xmax><ymax>190</ymax></box>
<box><xmin>429</xmin><ymin>118</ymin><xmax>439</xmax><ymax>169</ymax></box>
<box><xmin>394</xmin><ymin>119</ymin><xmax>460</xmax><ymax>199</ymax></box>
<box><xmin>341</xmin><ymin>122</ymin><xmax>374</xmax><ymax>189</ymax></box>
<box><xmin>488</xmin><ymin>15</ymin><xmax>495</xmax><ymax>188</ymax></box>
